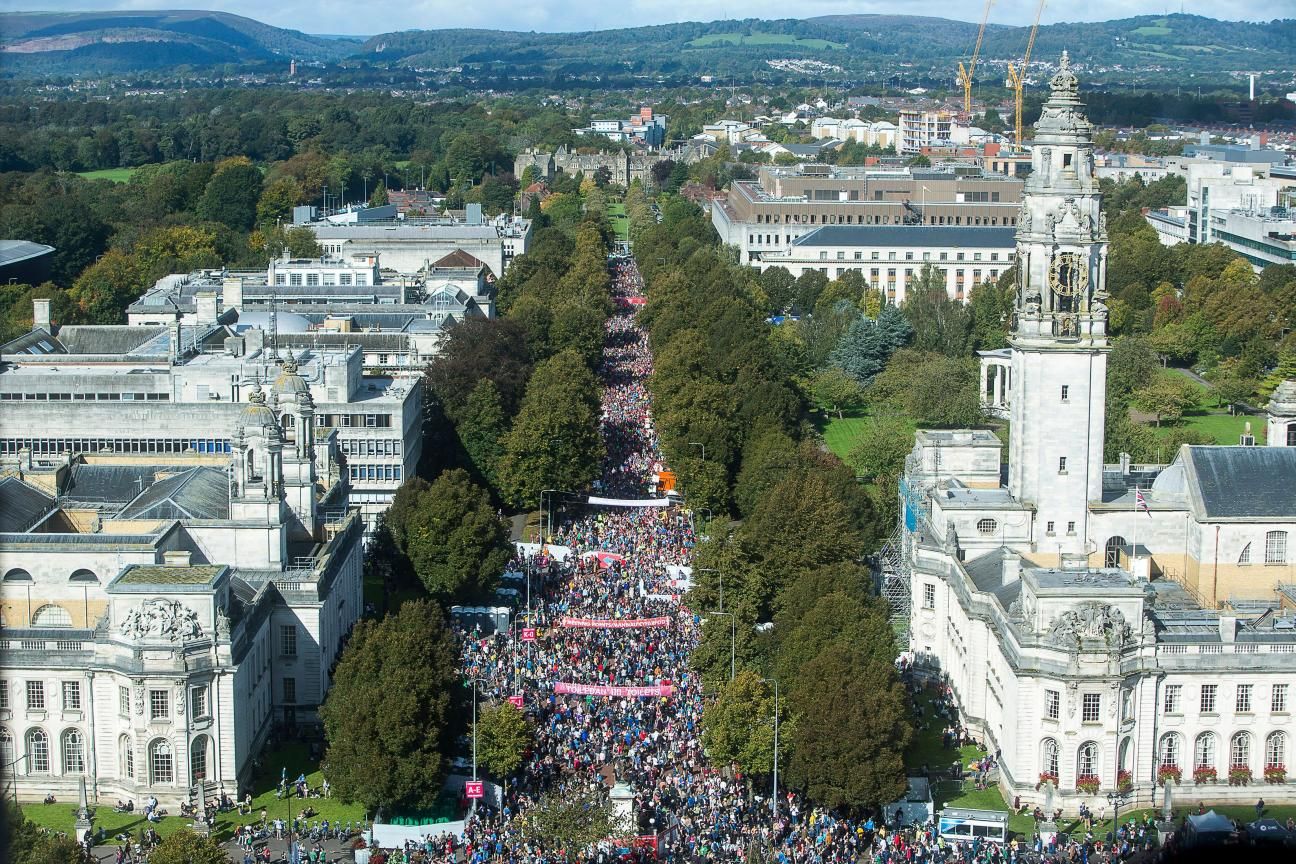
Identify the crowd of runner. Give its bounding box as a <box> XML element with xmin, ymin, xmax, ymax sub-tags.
<box><xmin>368</xmin><ymin>254</ymin><xmax>1154</xmax><ymax>864</ymax></box>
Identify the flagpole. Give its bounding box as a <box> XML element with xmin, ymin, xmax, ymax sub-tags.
<box><xmin>1131</xmin><ymin>487</ymin><xmax>1138</xmax><ymax>574</ymax></box>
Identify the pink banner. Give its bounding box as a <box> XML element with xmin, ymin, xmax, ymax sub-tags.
<box><xmin>554</xmin><ymin>682</ymin><xmax>673</xmax><ymax>698</ymax></box>
<box><xmin>560</xmin><ymin>616</ymin><xmax>671</xmax><ymax>629</ymax></box>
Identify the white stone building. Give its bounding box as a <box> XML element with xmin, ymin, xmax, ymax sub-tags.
<box><xmin>895</xmin><ymin>54</ymin><xmax>1296</xmax><ymax>817</ymax></box>
<box><xmin>0</xmin><ymin>360</ymin><xmax>364</xmax><ymax>806</ymax></box>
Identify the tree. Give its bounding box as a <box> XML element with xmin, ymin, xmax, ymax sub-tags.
<box><xmin>701</xmin><ymin>669</ymin><xmax>790</xmax><ymax>776</ymax></box>
<box><xmin>902</xmin><ymin>264</ymin><xmax>972</xmax><ymax>356</ymax></box>
<box><xmin>147</xmin><ymin>829</ymin><xmax>227</xmax><ymax>864</ymax></box>
<box><xmin>868</xmin><ymin>349</ymin><xmax>982</xmax><ymax>427</ymax></box>
<box><xmin>475</xmin><ymin>701</ymin><xmax>533</xmax><ymax>795</ymax></box>
<box><xmin>518</xmin><ymin>785</ymin><xmax>621</xmax><ymax>849</ymax></box>
<box><xmin>368</xmin><ymin>180</ymin><xmax>390</xmax><ymax>208</ymax></box>
<box><xmin>320</xmin><ymin>599</ymin><xmax>457</xmax><ymax>810</ymax></box>
<box><xmin>197</xmin><ymin>160</ymin><xmax>263</xmax><ymax>230</ymax></box>
<box><xmin>1132</xmin><ymin>373</ymin><xmax>1198</xmax><ymax>426</ymax></box>
<box><xmin>424</xmin><ymin>318</ymin><xmax>532</xmax><ymax>420</ymax></box>
<box><xmin>363</xmin><ymin>515</ymin><xmax>417</xmax><ymax>614</ymax></box>
<box><xmin>387</xmin><ymin>469</ymin><xmax>511</xmax><ymax>602</ymax></box>
<box><xmin>1107</xmin><ymin>335</ymin><xmax>1161</xmax><ymax>403</ymax></box>
<box><xmin>809</xmin><ymin>367</ymin><xmax>864</xmax><ymax>420</ymax></box>
<box><xmin>829</xmin><ymin>304</ymin><xmax>911</xmax><ymax>385</ymax></box>
<box><xmin>785</xmin><ymin>642</ymin><xmax>912</xmax><ymax>808</ymax></box>
<box><xmin>2</xmin><ymin>802</ymin><xmax>83</xmax><ymax>864</ymax></box>
<box><xmin>846</xmin><ymin>414</ymin><xmax>917</xmax><ymax>483</ymax></box>
<box><xmin>1211</xmin><ymin>374</ymin><xmax>1254</xmax><ymax>414</ymax></box>
<box><xmin>455</xmin><ymin>378</ymin><xmax>508</xmax><ymax>487</ymax></box>
<box><xmin>256</xmin><ymin>177</ymin><xmax>305</xmax><ymax>226</ymax></box>
<box><xmin>69</xmin><ymin>249</ymin><xmax>143</xmax><ymax>324</ymax></box>
<box><xmin>497</xmin><ymin>350</ymin><xmax>605</xmax><ymax>507</ymax></box>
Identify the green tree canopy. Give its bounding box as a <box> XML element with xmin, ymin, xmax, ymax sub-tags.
<box><xmin>197</xmin><ymin>160</ymin><xmax>263</xmax><ymax>230</ymax></box>
<box><xmin>320</xmin><ymin>599</ymin><xmax>458</xmax><ymax>810</ymax></box>
<box><xmin>475</xmin><ymin>701</ymin><xmax>533</xmax><ymax>791</ymax></box>
<box><xmin>901</xmin><ymin>264</ymin><xmax>972</xmax><ymax>356</ymax></box>
<box><xmin>701</xmin><ymin>669</ymin><xmax>790</xmax><ymax>776</ymax></box>
<box><xmin>2</xmin><ymin>802</ymin><xmax>84</xmax><ymax>864</ymax></box>
<box><xmin>146</xmin><ymin>829</ymin><xmax>227</xmax><ymax>864</ymax></box>
<box><xmin>829</xmin><ymin>304</ymin><xmax>911</xmax><ymax>385</ymax></box>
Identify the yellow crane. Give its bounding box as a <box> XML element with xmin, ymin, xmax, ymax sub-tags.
<box><xmin>956</xmin><ymin>0</ymin><xmax>995</xmax><ymax>117</ymax></box>
<box><xmin>1007</xmin><ymin>0</ymin><xmax>1047</xmax><ymax>151</ymax></box>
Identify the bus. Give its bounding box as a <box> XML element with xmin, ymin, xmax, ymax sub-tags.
<box><xmin>937</xmin><ymin>808</ymin><xmax>1009</xmax><ymax>845</ymax></box>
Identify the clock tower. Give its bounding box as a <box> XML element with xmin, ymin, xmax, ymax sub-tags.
<box><xmin>1007</xmin><ymin>52</ymin><xmax>1109</xmax><ymax>557</ymax></box>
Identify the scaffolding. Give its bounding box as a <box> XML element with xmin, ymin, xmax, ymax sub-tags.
<box><xmin>879</xmin><ymin>452</ymin><xmax>933</xmax><ymax>645</ymax></box>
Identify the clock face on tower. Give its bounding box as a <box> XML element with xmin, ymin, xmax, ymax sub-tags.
<box><xmin>1049</xmin><ymin>252</ymin><xmax>1089</xmax><ymax>299</ymax></box>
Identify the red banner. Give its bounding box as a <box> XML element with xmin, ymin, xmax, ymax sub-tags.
<box><xmin>508</xmin><ymin>695</ymin><xmax>524</xmax><ymax>708</ymax></box>
<box><xmin>560</xmin><ymin>616</ymin><xmax>671</xmax><ymax>629</ymax></box>
<box><xmin>554</xmin><ymin>682</ymin><xmax>673</xmax><ymax>698</ymax></box>
<box><xmin>521</xmin><ymin>627</ymin><xmax>536</xmax><ymax>641</ymax></box>
<box><xmin>465</xmin><ymin>781</ymin><xmax>484</xmax><ymax>799</ymax></box>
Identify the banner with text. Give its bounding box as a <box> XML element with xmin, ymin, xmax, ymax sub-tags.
<box><xmin>554</xmin><ymin>682</ymin><xmax>673</xmax><ymax>698</ymax></box>
<box><xmin>560</xmin><ymin>616</ymin><xmax>671</xmax><ymax>629</ymax></box>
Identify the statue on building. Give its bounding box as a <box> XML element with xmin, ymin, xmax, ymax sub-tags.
<box><xmin>120</xmin><ymin>598</ymin><xmax>204</xmax><ymax>642</ymax></box>
<box><xmin>1045</xmin><ymin>602</ymin><xmax>1133</xmax><ymax>648</ymax></box>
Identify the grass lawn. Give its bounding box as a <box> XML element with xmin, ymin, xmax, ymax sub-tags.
<box><xmin>607</xmin><ymin>203</ymin><xmax>630</xmax><ymax>243</ymax></box>
<box><xmin>77</xmin><ymin>167</ymin><xmax>139</xmax><ymax>183</ymax></box>
<box><xmin>22</xmin><ymin>742</ymin><xmax>369</xmax><ymax>842</ymax></box>
<box><xmin>1151</xmin><ymin>372</ymin><xmax>1264</xmax><ymax>446</ymax></box>
<box><xmin>688</xmin><ymin>32</ymin><xmax>844</xmax><ymax>49</ymax></box>
<box><xmin>812</xmin><ymin>408</ymin><xmax>871</xmax><ymax>463</ymax></box>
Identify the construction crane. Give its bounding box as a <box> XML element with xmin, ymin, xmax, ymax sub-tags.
<box><xmin>1006</xmin><ymin>0</ymin><xmax>1047</xmax><ymax>151</ymax></box>
<box><xmin>956</xmin><ymin>0</ymin><xmax>995</xmax><ymax>117</ymax></box>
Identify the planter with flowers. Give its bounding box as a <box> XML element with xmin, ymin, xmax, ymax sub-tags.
<box><xmin>1037</xmin><ymin>772</ymin><xmax>1059</xmax><ymax>789</ymax></box>
<box><xmin>1075</xmin><ymin>775</ymin><xmax>1101</xmax><ymax>795</ymax></box>
<box><xmin>1264</xmin><ymin>765</ymin><xmax>1286</xmax><ymax>784</ymax></box>
<box><xmin>1157</xmin><ymin>765</ymin><xmax>1182</xmax><ymax>786</ymax></box>
<box><xmin>1116</xmin><ymin>769</ymin><xmax>1133</xmax><ymax>792</ymax></box>
<box><xmin>1192</xmin><ymin>766</ymin><xmax>1217</xmax><ymax>785</ymax></box>
<box><xmin>1228</xmin><ymin>766</ymin><xmax>1253</xmax><ymax>786</ymax></box>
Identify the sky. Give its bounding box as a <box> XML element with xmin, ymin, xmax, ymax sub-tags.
<box><xmin>15</xmin><ymin>1</ymin><xmax>1290</xmax><ymax>37</ymax></box>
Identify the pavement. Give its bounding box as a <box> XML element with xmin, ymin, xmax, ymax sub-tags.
<box><xmin>89</xmin><ymin>826</ymin><xmax>360</xmax><ymax>863</ymax></box>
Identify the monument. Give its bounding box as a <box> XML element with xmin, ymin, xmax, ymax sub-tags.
<box><xmin>73</xmin><ymin>776</ymin><xmax>94</xmax><ymax>846</ymax></box>
<box><xmin>191</xmin><ymin>785</ymin><xmax>211</xmax><ymax>836</ymax></box>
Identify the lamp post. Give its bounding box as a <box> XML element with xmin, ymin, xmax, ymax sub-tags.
<box><xmin>707</xmin><ymin>611</ymin><xmax>735</xmax><ymax>680</ymax></box>
<box><xmin>4</xmin><ymin>753</ymin><xmax>28</xmax><ymax>805</ymax></box>
<box><xmin>699</xmin><ymin>568</ymin><xmax>724</xmax><ymax>612</ymax></box>
<box><xmin>760</xmin><ymin>678</ymin><xmax>780</xmax><ymax>819</ymax></box>
<box><xmin>469</xmin><ymin>676</ymin><xmax>488</xmax><ymax>814</ymax></box>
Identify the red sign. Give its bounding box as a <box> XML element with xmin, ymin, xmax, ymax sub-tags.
<box><xmin>465</xmin><ymin>781</ymin><xmax>484</xmax><ymax>800</ymax></box>
<box><xmin>508</xmin><ymin>695</ymin><xmax>524</xmax><ymax>708</ymax></box>
<box><xmin>521</xmin><ymin>627</ymin><xmax>536</xmax><ymax>642</ymax></box>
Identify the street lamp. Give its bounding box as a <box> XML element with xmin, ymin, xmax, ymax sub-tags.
<box><xmin>688</xmin><ymin>442</ymin><xmax>706</xmax><ymax>462</ymax></box>
<box><xmin>706</xmin><ymin>611</ymin><xmax>735</xmax><ymax>680</ymax></box>
<box><xmin>469</xmin><ymin>676</ymin><xmax>489</xmax><ymax>814</ymax></box>
<box><xmin>760</xmin><ymin>678</ymin><xmax>781</xmax><ymax>820</ymax></box>
<box><xmin>1106</xmin><ymin>789</ymin><xmax>1131</xmax><ymax>839</ymax></box>
<box><xmin>698</xmin><ymin>567</ymin><xmax>723</xmax><ymax>612</ymax></box>
<box><xmin>4</xmin><ymin>753</ymin><xmax>28</xmax><ymax>804</ymax></box>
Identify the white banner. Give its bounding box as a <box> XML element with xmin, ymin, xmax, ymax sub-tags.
<box><xmin>514</xmin><ymin>542</ymin><xmax>572</xmax><ymax>561</ymax></box>
<box><xmin>586</xmin><ymin>496</ymin><xmax>673</xmax><ymax>508</ymax></box>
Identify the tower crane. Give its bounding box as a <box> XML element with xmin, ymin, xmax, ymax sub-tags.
<box><xmin>956</xmin><ymin>0</ymin><xmax>995</xmax><ymax>117</ymax></box>
<box><xmin>1006</xmin><ymin>0</ymin><xmax>1047</xmax><ymax>151</ymax></box>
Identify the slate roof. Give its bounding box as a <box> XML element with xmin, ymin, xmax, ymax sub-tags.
<box><xmin>116</xmin><ymin>564</ymin><xmax>224</xmax><ymax>585</ymax></box>
<box><xmin>117</xmin><ymin>467</ymin><xmax>230</xmax><ymax>521</ymax></box>
<box><xmin>0</xmin><ymin>240</ymin><xmax>55</xmax><ymax>266</ymax></box>
<box><xmin>1182</xmin><ymin>446</ymin><xmax>1296</xmax><ymax>519</ymax></box>
<box><xmin>0</xmin><ymin>476</ymin><xmax>56</xmax><ymax>532</ymax></box>
<box><xmin>55</xmin><ymin>326</ymin><xmax>165</xmax><ymax>355</ymax></box>
<box><xmin>790</xmin><ymin>225</ymin><xmax>1017</xmax><ymax>249</ymax></box>
<box><xmin>66</xmin><ymin>463</ymin><xmax>176</xmax><ymax>505</ymax></box>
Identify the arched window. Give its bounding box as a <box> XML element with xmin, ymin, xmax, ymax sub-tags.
<box><xmin>1041</xmin><ymin>738</ymin><xmax>1059</xmax><ymax>777</ymax></box>
<box><xmin>31</xmin><ymin>604</ymin><xmax>71</xmax><ymax>628</ymax></box>
<box><xmin>1266</xmin><ymin>731</ymin><xmax>1287</xmax><ymax>770</ymax></box>
<box><xmin>1266</xmin><ymin>531</ymin><xmax>1288</xmax><ymax>564</ymax></box>
<box><xmin>1159</xmin><ymin>733</ymin><xmax>1181</xmax><ymax>768</ymax></box>
<box><xmin>69</xmin><ymin>569</ymin><xmax>99</xmax><ymax>584</ymax></box>
<box><xmin>62</xmin><ymin>729</ymin><xmax>85</xmax><ymax>774</ymax></box>
<box><xmin>27</xmin><ymin>729</ymin><xmax>49</xmax><ymax>773</ymax></box>
<box><xmin>1119</xmin><ymin>737</ymin><xmax>1133</xmax><ymax>772</ymax></box>
<box><xmin>1195</xmin><ymin>733</ymin><xmax>1216</xmax><ymax>769</ymax></box>
<box><xmin>1231</xmin><ymin>732</ymin><xmax>1252</xmax><ymax>770</ymax></box>
<box><xmin>121</xmin><ymin>736</ymin><xmax>134</xmax><ymax>779</ymax></box>
<box><xmin>1238</xmin><ymin>543</ymin><xmax>1252</xmax><ymax>565</ymax></box>
<box><xmin>149</xmin><ymin>739</ymin><xmax>173</xmax><ymax>784</ymax></box>
<box><xmin>0</xmin><ymin>728</ymin><xmax>14</xmax><ymax>768</ymax></box>
<box><xmin>1105</xmin><ymin>536</ymin><xmax>1127</xmax><ymax>569</ymax></box>
<box><xmin>3</xmin><ymin>568</ymin><xmax>33</xmax><ymax>583</ymax></box>
<box><xmin>190</xmin><ymin>735</ymin><xmax>209</xmax><ymax>784</ymax></box>
<box><xmin>976</xmin><ymin>518</ymin><xmax>997</xmax><ymax>535</ymax></box>
<box><xmin>1078</xmin><ymin>741</ymin><xmax>1099</xmax><ymax>778</ymax></box>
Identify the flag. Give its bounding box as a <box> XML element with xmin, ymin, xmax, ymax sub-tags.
<box><xmin>1135</xmin><ymin>488</ymin><xmax>1151</xmax><ymax>515</ymax></box>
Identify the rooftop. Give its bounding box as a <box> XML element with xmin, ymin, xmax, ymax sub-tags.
<box><xmin>114</xmin><ymin>564</ymin><xmax>225</xmax><ymax>586</ymax></box>
<box><xmin>790</xmin><ymin>225</ymin><xmax>1016</xmax><ymax>249</ymax></box>
<box><xmin>1182</xmin><ymin>446</ymin><xmax>1296</xmax><ymax>519</ymax></box>
<box><xmin>0</xmin><ymin>240</ymin><xmax>56</xmax><ymax>267</ymax></box>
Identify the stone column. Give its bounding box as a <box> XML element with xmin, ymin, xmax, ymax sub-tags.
<box><xmin>980</xmin><ymin>361</ymin><xmax>990</xmax><ymax>404</ymax></box>
<box><xmin>994</xmin><ymin>364</ymin><xmax>1005</xmax><ymax>408</ymax></box>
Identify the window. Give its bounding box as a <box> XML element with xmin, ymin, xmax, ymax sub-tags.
<box><xmin>283</xmin><ymin>677</ymin><xmax>297</xmax><ymax>704</ymax></box>
<box><xmin>1061</xmin><ymin>385</ymin><xmax>1070</xmax><ymax>402</ymax></box>
<box><xmin>26</xmin><ymin>681</ymin><xmax>45</xmax><ymax>710</ymax></box>
<box><xmin>1082</xmin><ymin>693</ymin><xmax>1101</xmax><ymax>723</ymax></box>
<box><xmin>31</xmin><ymin>604</ymin><xmax>71</xmax><ymax>627</ymax></box>
<box><xmin>1067</xmin><ymin>521</ymin><xmax>1076</xmax><ymax>535</ymax></box>
<box><xmin>27</xmin><ymin>729</ymin><xmax>49</xmax><ymax>773</ymax></box>
<box><xmin>976</xmin><ymin>518</ymin><xmax>997</xmax><ymax>535</ymax></box>
<box><xmin>1230</xmin><ymin>731</ymin><xmax>1251</xmax><ymax>770</ymax></box>
<box><xmin>1201</xmin><ymin>684</ymin><xmax>1217</xmax><ymax>713</ymax></box>
<box><xmin>190</xmin><ymin>686</ymin><xmax>207</xmax><ymax>720</ymax></box>
<box><xmin>1265</xmin><ymin>731</ymin><xmax>1286</xmax><ymax>770</ymax></box>
<box><xmin>62</xmin><ymin>729</ymin><xmax>85</xmax><ymax>774</ymax></box>
<box><xmin>1058</xmin><ymin>457</ymin><xmax>1067</xmax><ymax>474</ymax></box>
<box><xmin>119</xmin><ymin>686</ymin><xmax>130</xmax><ymax>717</ymax></box>
<box><xmin>149</xmin><ymin>689</ymin><xmax>169</xmax><ymax>721</ymax></box>
<box><xmin>121</xmin><ymin>736</ymin><xmax>134</xmax><ymax>779</ymax></box>
<box><xmin>1265</xmin><ymin>531</ymin><xmax>1287</xmax><ymax>564</ymax></box>
<box><xmin>1105</xmin><ymin>536</ymin><xmax>1127</xmax><ymax>569</ymax></box>
<box><xmin>281</xmin><ymin>625</ymin><xmax>297</xmax><ymax>657</ymax></box>
<box><xmin>1044</xmin><ymin>689</ymin><xmax>1060</xmax><ymax>721</ymax></box>
<box><xmin>1046</xmin><ymin>521</ymin><xmax>1055</xmax><ymax>535</ymax></box>
<box><xmin>1238</xmin><ymin>543</ymin><xmax>1252</xmax><ymax>565</ymax></box>
<box><xmin>62</xmin><ymin>681</ymin><xmax>81</xmax><ymax>711</ymax></box>
<box><xmin>1159</xmin><ymin>733</ymin><xmax>1181</xmax><ymax>768</ymax></box>
<box><xmin>1077</xmin><ymin>741</ymin><xmax>1099</xmax><ymax>777</ymax></box>
<box><xmin>1164</xmin><ymin>684</ymin><xmax>1182</xmax><ymax>714</ymax></box>
<box><xmin>1274</xmin><ymin>683</ymin><xmax>1289</xmax><ymax>713</ymax></box>
<box><xmin>191</xmin><ymin>736</ymin><xmax>208</xmax><ymax>783</ymax></box>
<box><xmin>923</xmin><ymin>583</ymin><xmax>936</xmax><ymax>609</ymax></box>
<box><xmin>1236</xmin><ymin>684</ymin><xmax>1253</xmax><ymax>713</ymax></box>
<box><xmin>1195</xmin><ymin>732</ymin><xmax>1216</xmax><ymax>769</ymax></box>
<box><xmin>0</xmin><ymin>681</ymin><xmax>7</xmax><ymax>711</ymax></box>
<box><xmin>0</xmin><ymin>729</ymin><xmax>14</xmax><ymax>769</ymax></box>
<box><xmin>149</xmin><ymin>739</ymin><xmax>173</xmax><ymax>784</ymax></box>
<box><xmin>1042</xmin><ymin>738</ymin><xmax>1059</xmax><ymax>776</ymax></box>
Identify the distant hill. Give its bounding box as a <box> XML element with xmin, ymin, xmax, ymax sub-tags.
<box><xmin>0</xmin><ymin>10</ymin><xmax>358</xmax><ymax>73</ymax></box>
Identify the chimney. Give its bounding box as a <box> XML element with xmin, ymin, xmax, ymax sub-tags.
<box><xmin>163</xmin><ymin>550</ymin><xmax>192</xmax><ymax>567</ymax></box>
<box><xmin>1219</xmin><ymin>614</ymin><xmax>1237</xmax><ymax>643</ymax></box>
<box><xmin>32</xmin><ymin>298</ymin><xmax>51</xmax><ymax>332</ymax></box>
<box><xmin>195</xmin><ymin>291</ymin><xmax>219</xmax><ymax>326</ymax></box>
<box><xmin>223</xmin><ymin>277</ymin><xmax>244</xmax><ymax>309</ymax></box>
